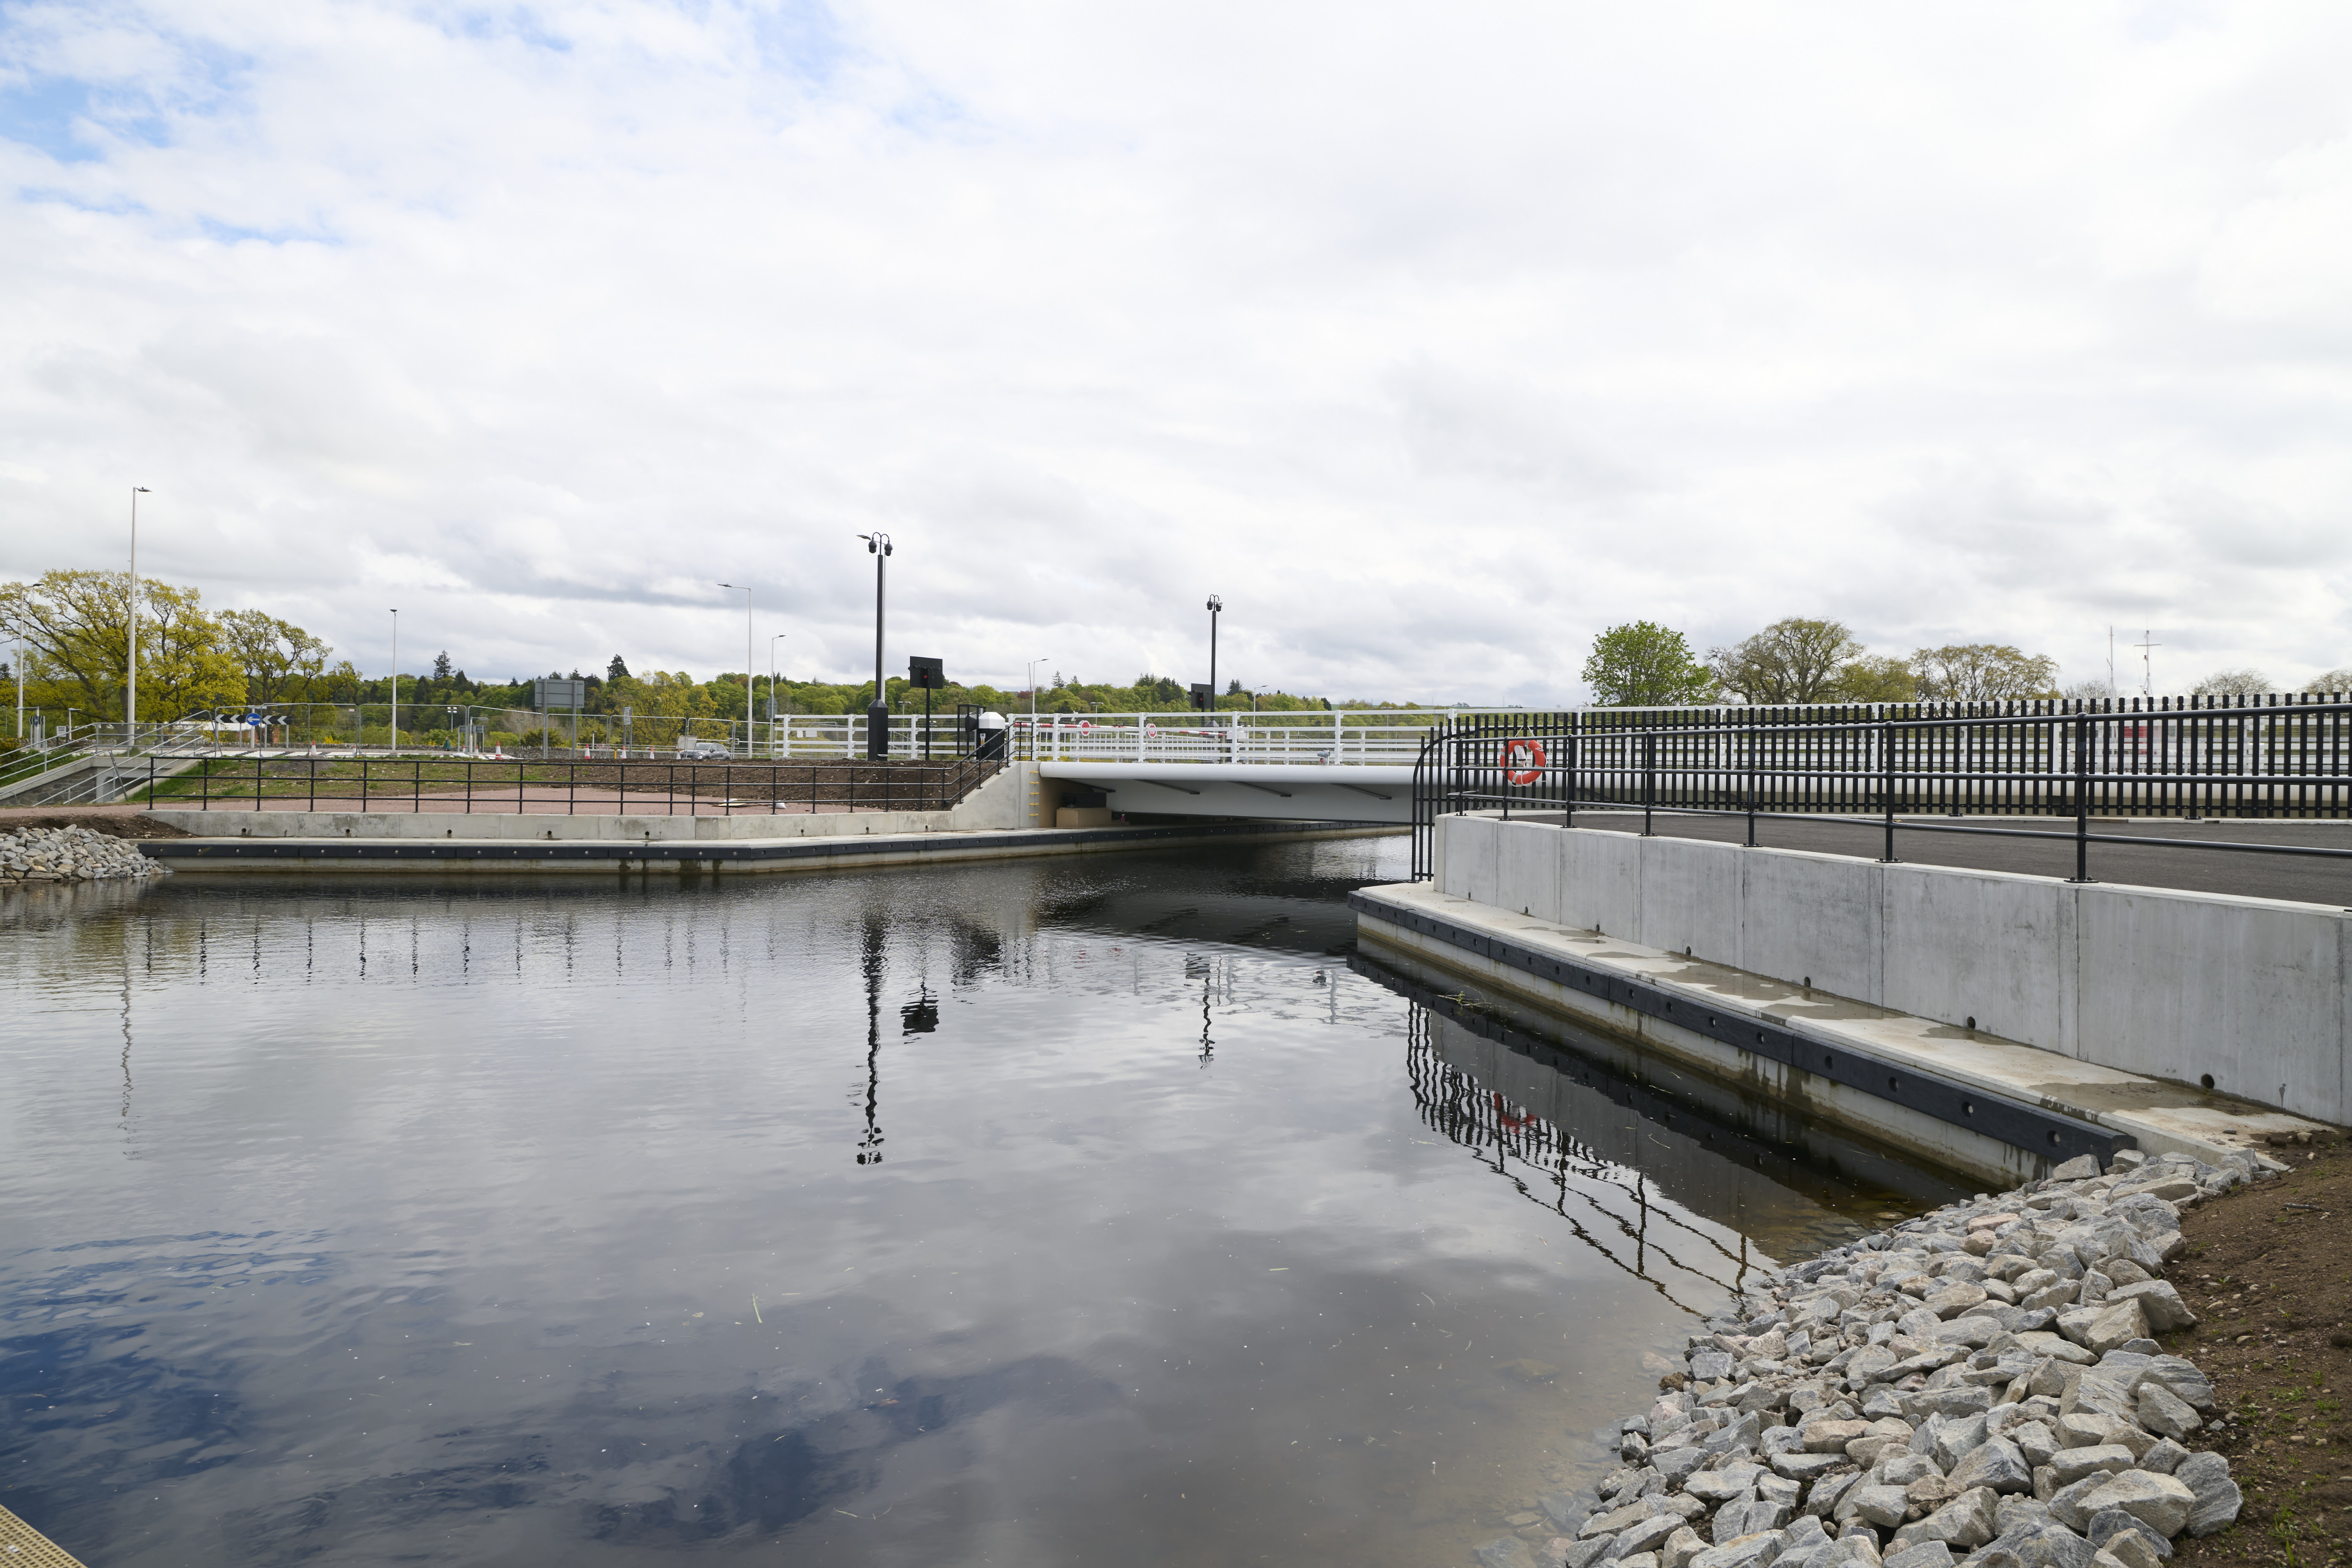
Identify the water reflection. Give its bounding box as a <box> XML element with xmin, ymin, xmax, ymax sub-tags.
<box><xmin>2</xmin><ymin>840</ymin><xmax>1956</xmax><ymax>1567</ymax></box>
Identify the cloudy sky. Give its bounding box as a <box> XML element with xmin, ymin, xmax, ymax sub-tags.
<box><xmin>4</xmin><ymin>0</ymin><xmax>2349</xmax><ymax>703</ymax></box>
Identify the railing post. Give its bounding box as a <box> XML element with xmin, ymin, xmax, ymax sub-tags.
<box><xmin>2069</xmin><ymin>712</ymin><xmax>2094</xmax><ymax>883</ymax></box>
<box><xmin>1745</xmin><ymin>721</ymin><xmax>1757</xmax><ymax>847</ymax></box>
<box><xmin>1878</xmin><ymin>719</ymin><xmax>1897</xmax><ymax>861</ymax></box>
<box><xmin>1642</xmin><ymin>731</ymin><xmax>1656</xmax><ymax>836</ymax></box>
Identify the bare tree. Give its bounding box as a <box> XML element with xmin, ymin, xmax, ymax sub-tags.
<box><xmin>2300</xmin><ymin>668</ymin><xmax>2352</xmax><ymax>695</ymax></box>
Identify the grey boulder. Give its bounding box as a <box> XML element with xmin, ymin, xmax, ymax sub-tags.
<box><xmin>1478</xmin><ymin>1538</ymin><xmax>1542</xmax><ymax>1568</ymax></box>
<box><xmin>1690</xmin><ymin>1533</ymin><xmax>1788</xmax><ymax>1568</ymax></box>
<box><xmin>2171</xmin><ymin>1452</ymin><xmax>2242</xmax><ymax>1537</ymax></box>
<box><xmin>1949</xmin><ymin>1437</ymin><xmax>2035</xmax><ymax>1495</ymax></box>
<box><xmin>2072</xmin><ymin>1472</ymin><xmax>2195</xmax><ymax>1539</ymax></box>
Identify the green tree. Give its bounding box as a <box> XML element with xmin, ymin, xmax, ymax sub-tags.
<box><xmin>1706</xmin><ymin>617</ymin><xmax>1862</xmax><ymax>703</ymax></box>
<box><xmin>217</xmin><ymin>609</ymin><xmax>333</xmax><ymax>706</ymax></box>
<box><xmin>0</xmin><ymin>569</ymin><xmax>243</xmax><ymax>720</ymax></box>
<box><xmin>1581</xmin><ymin>621</ymin><xmax>1716</xmax><ymax>707</ymax></box>
<box><xmin>2191</xmin><ymin>669</ymin><xmax>2271</xmax><ymax>698</ymax></box>
<box><xmin>1909</xmin><ymin>644</ymin><xmax>2060</xmax><ymax>701</ymax></box>
<box><xmin>1831</xmin><ymin>654</ymin><xmax>1918</xmax><ymax>703</ymax></box>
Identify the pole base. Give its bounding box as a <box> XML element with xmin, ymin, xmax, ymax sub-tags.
<box><xmin>866</xmin><ymin>703</ymin><xmax>891</xmax><ymax>760</ymax></box>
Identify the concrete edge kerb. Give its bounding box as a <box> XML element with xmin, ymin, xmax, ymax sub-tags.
<box><xmin>1352</xmin><ymin>881</ymin><xmax>2330</xmax><ymax>1180</ymax></box>
<box><xmin>1351</xmin><ymin>886</ymin><xmax>2123</xmax><ymax>1172</ymax></box>
<box><xmin>138</xmin><ymin>818</ymin><xmax>1403</xmax><ymax>873</ymax></box>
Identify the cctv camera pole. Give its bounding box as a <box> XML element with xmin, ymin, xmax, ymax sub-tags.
<box><xmin>861</xmin><ymin>533</ymin><xmax>893</xmax><ymax>759</ymax></box>
<box><xmin>1205</xmin><ymin>594</ymin><xmax>1222</xmax><ymax>713</ymax></box>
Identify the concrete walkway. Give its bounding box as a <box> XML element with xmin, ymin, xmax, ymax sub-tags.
<box><xmin>1540</xmin><ymin>810</ymin><xmax>2352</xmax><ymax>905</ymax></box>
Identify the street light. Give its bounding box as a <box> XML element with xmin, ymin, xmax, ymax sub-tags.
<box><xmin>769</xmin><ymin>632</ymin><xmax>789</xmax><ymax>758</ymax></box>
<box><xmin>128</xmin><ymin>487</ymin><xmax>149</xmax><ymax>739</ymax></box>
<box><xmin>388</xmin><ymin>608</ymin><xmax>399</xmax><ymax>752</ymax></box>
<box><xmin>1026</xmin><ymin>656</ymin><xmax>1050</xmax><ymax>723</ymax></box>
<box><xmin>718</xmin><ymin>582</ymin><xmax>752</xmax><ymax>753</ymax></box>
<box><xmin>1205</xmin><ymin>594</ymin><xmax>1223</xmax><ymax>712</ymax></box>
<box><xmin>855</xmin><ymin>533</ymin><xmax>892</xmax><ymax>760</ymax></box>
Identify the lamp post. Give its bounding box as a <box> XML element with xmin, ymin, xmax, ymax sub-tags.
<box><xmin>769</xmin><ymin>632</ymin><xmax>788</xmax><ymax>758</ymax></box>
<box><xmin>856</xmin><ymin>533</ymin><xmax>892</xmax><ymax>759</ymax></box>
<box><xmin>718</xmin><ymin>582</ymin><xmax>752</xmax><ymax>753</ymax></box>
<box><xmin>1026</xmin><ymin>657</ymin><xmax>1051</xmax><ymax>723</ymax></box>
<box><xmin>128</xmin><ymin>487</ymin><xmax>149</xmax><ymax>741</ymax></box>
<box><xmin>1205</xmin><ymin>594</ymin><xmax>1222</xmax><ymax>712</ymax></box>
<box><xmin>388</xmin><ymin>609</ymin><xmax>399</xmax><ymax>752</ymax></box>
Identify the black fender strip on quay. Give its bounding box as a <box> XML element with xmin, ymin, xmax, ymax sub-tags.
<box><xmin>1348</xmin><ymin>890</ymin><xmax>2129</xmax><ymax>1166</ymax></box>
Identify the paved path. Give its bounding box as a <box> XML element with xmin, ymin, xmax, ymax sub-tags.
<box><xmin>1544</xmin><ymin>810</ymin><xmax>2352</xmax><ymax>906</ymax></box>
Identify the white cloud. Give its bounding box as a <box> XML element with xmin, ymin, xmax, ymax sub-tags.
<box><xmin>3</xmin><ymin>0</ymin><xmax>2351</xmax><ymax>701</ymax></box>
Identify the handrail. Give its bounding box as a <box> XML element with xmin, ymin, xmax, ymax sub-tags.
<box><xmin>1409</xmin><ymin>695</ymin><xmax>2352</xmax><ymax>883</ymax></box>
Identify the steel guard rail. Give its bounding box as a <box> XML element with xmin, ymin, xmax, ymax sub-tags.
<box><xmin>1408</xmin><ymin>696</ymin><xmax>2352</xmax><ymax>883</ymax></box>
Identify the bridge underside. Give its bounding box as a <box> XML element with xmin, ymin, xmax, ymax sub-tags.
<box><xmin>1039</xmin><ymin>763</ymin><xmax>1415</xmax><ymax>825</ymax></box>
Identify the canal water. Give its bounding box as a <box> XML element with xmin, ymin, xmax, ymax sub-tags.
<box><xmin>0</xmin><ymin>837</ymin><xmax>1965</xmax><ymax>1567</ymax></box>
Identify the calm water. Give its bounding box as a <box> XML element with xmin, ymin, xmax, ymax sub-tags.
<box><xmin>1</xmin><ymin>838</ymin><xmax>1961</xmax><ymax>1567</ymax></box>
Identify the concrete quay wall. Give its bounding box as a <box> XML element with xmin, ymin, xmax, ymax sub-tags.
<box><xmin>1436</xmin><ymin>815</ymin><xmax>2351</xmax><ymax>1125</ymax></box>
<box><xmin>141</xmin><ymin>759</ymin><xmax>1039</xmax><ymax>842</ymax></box>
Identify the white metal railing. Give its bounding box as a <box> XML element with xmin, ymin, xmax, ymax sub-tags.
<box><xmin>1013</xmin><ymin>709</ymin><xmax>1523</xmax><ymax>766</ymax></box>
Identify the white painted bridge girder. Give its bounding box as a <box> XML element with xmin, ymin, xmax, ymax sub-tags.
<box><xmin>1038</xmin><ymin>762</ymin><xmax>1416</xmax><ymax>824</ymax></box>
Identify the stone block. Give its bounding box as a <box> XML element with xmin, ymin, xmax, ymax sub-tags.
<box><xmin>1842</xmin><ymin>1485</ymin><xmax>1911</xmax><ymax>1529</ymax></box>
<box><xmin>1895</xmin><ymin>1487</ymin><xmax>1999</xmax><ymax>1551</ymax></box>
<box><xmin>2071</xmin><ymin>1473</ymin><xmax>2194</xmax><ymax>1539</ymax></box>
<box><xmin>2048</xmin><ymin>1446</ymin><xmax>2137</xmax><ymax>1488</ymax></box>
<box><xmin>1664</xmin><ymin>1527</ymin><xmax>1708</xmax><ymax>1568</ymax></box>
<box><xmin>1881</xmin><ymin>1542</ymin><xmax>1957</xmax><ymax>1568</ymax></box>
<box><xmin>2086</xmin><ymin>1509</ymin><xmax>2173</xmax><ymax>1562</ymax></box>
<box><xmin>2105</xmin><ymin>1283</ymin><xmax>2195</xmax><ymax>1333</ymax></box>
<box><xmin>1690</xmin><ymin>1533</ymin><xmax>1788</xmax><ymax>1568</ymax></box>
<box><xmin>2171</xmin><ymin>1452</ymin><xmax>2241</xmax><ymax>1537</ymax></box>
<box><xmin>1950</xmin><ymin>1438</ymin><xmax>2034</xmax><ymax>1495</ymax></box>
<box><xmin>2083</xmin><ymin>1301</ymin><xmax>2152</xmax><ymax>1357</ymax></box>
<box><xmin>2134</xmin><ymin>1382</ymin><xmax>2200</xmax><ymax>1441</ymax></box>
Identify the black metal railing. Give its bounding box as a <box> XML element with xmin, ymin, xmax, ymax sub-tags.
<box><xmin>145</xmin><ymin>753</ymin><xmax>1005</xmax><ymax>818</ymax></box>
<box><xmin>1410</xmin><ymin>693</ymin><xmax>2352</xmax><ymax>883</ymax></box>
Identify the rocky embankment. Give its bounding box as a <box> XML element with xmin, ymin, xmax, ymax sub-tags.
<box><xmin>1485</xmin><ymin>1148</ymin><xmax>2268</xmax><ymax>1568</ymax></box>
<box><xmin>1</xmin><ymin>824</ymin><xmax>171</xmax><ymax>884</ymax></box>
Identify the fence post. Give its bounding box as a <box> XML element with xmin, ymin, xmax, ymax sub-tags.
<box><xmin>1642</xmin><ymin>731</ymin><xmax>1656</xmax><ymax>836</ymax></box>
<box><xmin>2069</xmin><ymin>713</ymin><xmax>2094</xmax><ymax>883</ymax></box>
<box><xmin>1745</xmin><ymin>721</ymin><xmax>1757</xmax><ymax>848</ymax></box>
<box><xmin>1879</xmin><ymin>719</ymin><xmax>1897</xmax><ymax>861</ymax></box>
<box><xmin>1564</xmin><ymin>712</ymin><xmax>1578</xmax><ymax>831</ymax></box>
<box><xmin>148</xmin><ymin>754</ymin><xmax>156</xmax><ymax>808</ymax></box>
<box><xmin>256</xmin><ymin>751</ymin><xmax>263</xmax><ymax>810</ymax></box>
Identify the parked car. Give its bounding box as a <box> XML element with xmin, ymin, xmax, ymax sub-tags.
<box><xmin>676</xmin><ymin>738</ymin><xmax>733</xmax><ymax>760</ymax></box>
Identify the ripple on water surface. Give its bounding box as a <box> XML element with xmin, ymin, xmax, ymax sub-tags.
<box><xmin>0</xmin><ymin>838</ymin><xmax>1965</xmax><ymax>1566</ymax></box>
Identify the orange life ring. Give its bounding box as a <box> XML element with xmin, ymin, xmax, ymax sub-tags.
<box><xmin>1503</xmin><ymin>737</ymin><xmax>1546</xmax><ymax>786</ymax></box>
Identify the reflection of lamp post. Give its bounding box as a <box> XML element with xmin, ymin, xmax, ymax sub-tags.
<box><xmin>855</xmin><ymin>534</ymin><xmax>892</xmax><ymax>759</ymax></box>
<box><xmin>856</xmin><ymin>918</ymin><xmax>886</xmax><ymax>1165</ymax></box>
<box><xmin>127</xmin><ymin>487</ymin><xmax>149</xmax><ymax>739</ymax></box>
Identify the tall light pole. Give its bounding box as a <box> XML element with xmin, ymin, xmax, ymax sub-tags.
<box><xmin>1205</xmin><ymin>594</ymin><xmax>1222</xmax><ymax>712</ymax></box>
<box><xmin>718</xmin><ymin>583</ymin><xmax>752</xmax><ymax>751</ymax></box>
<box><xmin>1026</xmin><ymin>656</ymin><xmax>1050</xmax><ymax>723</ymax></box>
<box><xmin>388</xmin><ymin>609</ymin><xmax>399</xmax><ymax>752</ymax></box>
<box><xmin>856</xmin><ymin>533</ymin><xmax>892</xmax><ymax>759</ymax></box>
<box><xmin>128</xmin><ymin>487</ymin><xmax>149</xmax><ymax>738</ymax></box>
<box><xmin>769</xmin><ymin>632</ymin><xmax>788</xmax><ymax>758</ymax></box>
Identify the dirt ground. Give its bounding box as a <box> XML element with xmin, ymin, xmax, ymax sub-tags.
<box><xmin>0</xmin><ymin>809</ymin><xmax>193</xmax><ymax>837</ymax></box>
<box><xmin>2170</xmin><ymin>1135</ymin><xmax>2352</xmax><ymax>1568</ymax></box>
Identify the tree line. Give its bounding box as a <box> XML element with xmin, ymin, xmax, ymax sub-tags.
<box><xmin>1579</xmin><ymin>617</ymin><xmax>2352</xmax><ymax>708</ymax></box>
